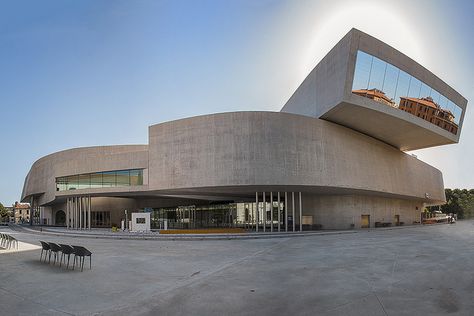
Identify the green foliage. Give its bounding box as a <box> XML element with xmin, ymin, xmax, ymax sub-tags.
<box><xmin>0</xmin><ymin>202</ymin><xmax>8</xmax><ymax>219</ymax></box>
<box><xmin>427</xmin><ymin>189</ymin><xmax>474</xmax><ymax>219</ymax></box>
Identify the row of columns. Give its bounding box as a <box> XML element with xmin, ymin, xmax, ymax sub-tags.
<box><xmin>66</xmin><ymin>196</ymin><xmax>91</xmax><ymax>230</ymax></box>
<box><xmin>255</xmin><ymin>191</ymin><xmax>302</xmax><ymax>232</ymax></box>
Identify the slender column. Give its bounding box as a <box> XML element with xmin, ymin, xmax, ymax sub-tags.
<box><xmin>68</xmin><ymin>198</ymin><xmax>71</xmax><ymax>229</ymax></box>
<box><xmin>83</xmin><ymin>197</ymin><xmax>86</xmax><ymax>229</ymax></box>
<box><xmin>285</xmin><ymin>192</ymin><xmax>288</xmax><ymax>232</ymax></box>
<box><xmin>79</xmin><ymin>197</ymin><xmax>82</xmax><ymax>230</ymax></box>
<box><xmin>277</xmin><ymin>192</ymin><xmax>281</xmax><ymax>232</ymax></box>
<box><xmin>75</xmin><ymin>197</ymin><xmax>77</xmax><ymax>229</ymax></box>
<box><xmin>70</xmin><ymin>198</ymin><xmax>73</xmax><ymax>229</ymax></box>
<box><xmin>88</xmin><ymin>196</ymin><xmax>91</xmax><ymax>230</ymax></box>
<box><xmin>299</xmin><ymin>192</ymin><xmax>302</xmax><ymax>232</ymax></box>
<box><xmin>82</xmin><ymin>197</ymin><xmax>85</xmax><ymax>229</ymax></box>
<box><xmin>75</xmin><ymin>197</ymin><xmax>78</xmax><ymax>229</ymax></box>
<box><xmin>72</xmin><ymin>197</ymin><xmax>74</xmax><ymax>229</ymax></box>
<box><xmin>263</xmin><ymin>192</ymin><xmax>266</xmax><ymax>232</ymax></box>
<box><xmin>66</xmin><ymin>198</ymin><xmax>69</xmax><ymax>229</ymax></box>
<box><xmin>292</xmin><ymin>192</ymin><xmax>295</xmax><ymax>232</ymax></box>
<box><xmin>255</xmin><ymin>192</ymin><xmax>259</xmax><ymax>232</ymax></box>
<box><xmin>71</xmin><ymin>198</ymin><xmax>73</xmax><ymax>229</ymax></box>
<box><xmin>270</xmin><ymin>192</ymin><xmax>273</xmax><ymax>232</ymax></box>
<box><xmin>83</xmin><ymin>197</ymin><xmax>86</xmax><ymax>230</ymax></box>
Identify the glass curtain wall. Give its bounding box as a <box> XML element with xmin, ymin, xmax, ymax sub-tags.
<box><xmin>150</xmin><ymin>201</ymin><xmax>286</xmax><ymax>230</ymax></box>
<box><xmin>56</xmin><ymin>169</ymin><xmax>143</xmax><ymax>191</ymax></box>
<box><xmin>352</xmin><ymin>50</ymin><xmax>462</xmax><ymax>135</ymax></box>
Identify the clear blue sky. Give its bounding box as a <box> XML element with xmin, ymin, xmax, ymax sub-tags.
<box><xmin>1</xmin><ymin>0</ymin><xmax>473</xmax><ymax>206</ymax></box>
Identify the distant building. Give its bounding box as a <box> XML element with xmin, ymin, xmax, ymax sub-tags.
<box><xmin>13</xmin><ymin>202</ymin><xmax>30</xmax><ymax>224</ymax></box>
<box><xmin>399</xmin><ymin>96</ymin><xmax>458</xmax><ymax>134</ymax></box>
<box><xmin>352</xmin><ymin>88</ymin><xmax>396</xmax><ymax>107</ymax></box>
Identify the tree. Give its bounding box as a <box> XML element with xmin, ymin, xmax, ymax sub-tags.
<box><xmin>0</xmin><ymin>202</ymin><xmax>8</xmax><ymax>220</ymax></box>
<box><xmin>428</xmin><ymin>188</ymin><xmax>474</xmax><ymax>219</ymax></box>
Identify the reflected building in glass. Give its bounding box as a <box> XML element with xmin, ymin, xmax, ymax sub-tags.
<box><xmin>351</xmin><ymin>50</ymin><xmax>461</xmax><ymax>135</ymax></box>
<box><xmin>21</xmin><ymin>29</ymin><xmax>467</xmax><ymax>231</ymax></box>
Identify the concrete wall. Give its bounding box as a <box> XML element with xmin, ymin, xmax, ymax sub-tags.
<box><xmin>22</xmin><ymin>145</ymin><xmax>149</xmax><ymax>205</ymax></box>
<box><xmin>148</xmin><ymin>111</ymin><xmax>445</xmax><ymax>204</ymax></box>
<box><xmin>302</xmin><ymin>194</ymin><xmax>421</xmax><ymax>230</ymax></box>
<box><xmin>281</xmin><ymin>29</ymin><xmax>352</xmax><ymax>117</ymax></box>
<box><xmin>281</xmin><ymin>28</ymin><xmax>468</xmax><ymax>150</ymax></box>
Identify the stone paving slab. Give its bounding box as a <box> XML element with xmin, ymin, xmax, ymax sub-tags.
<box><xmin>1</xmin><ymin>222</ymin><xmax>473</xmax><ymax>315</ymax></box>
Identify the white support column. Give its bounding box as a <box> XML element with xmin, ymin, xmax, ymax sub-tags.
<box><xmin>70</xmin><ymin>198</ymin><xmax>72</xmax><ymax>229</ymax></box>
<box><xmin>79</xmin><ymin>197</ymin><xmax>82</xmax><ymax>230</ymax></box>
<box><xmin>277</xmin><ymin>192</ymin><xmax>281</xmax><ymax>232</ymax></box>
<box><xmin>299</xmin><ymin>192</ymin><xmax>302</xmax><ymax>232</ymax></box>
<box><xmin>263</xmin><ymin>192</ymin><xmax>266</xmax><ymax>232</ymax></box>
<box><xmin>270</xmin><ymin>192</ymin><xmax>273</xmax><ymax>232</ymax></box>
<box><xmin>71</xmin><ymin>198</ymin><xmax>74</xmax><ymax>229</ymax></box>
<box><xmin>255</xmin><ymin>192</ymin><xmax>259</xmax><ymax>232</ymax></box>
<box><xmin>292</xmin><ymin>192</ymin><xmax>295</xmax><ymax>232</ymax></box>
<box><xmin>83</xmin><ymin>197</ymin><xmax>86</xmax><ymax>230</ymax></box>
<box><xmin>66</xmin><ymin>198</ymin><xmax>69</xmax><ymax>229</ymax></box>
<box><xmin>285</xmin><ymin>192</ymin><xmax>288</xmax><ymax>232</ymax></box>
<box><xmin>88</xmin><ymin>196</ymin><xmax>91</xmax><ymax>230</ymax></box>
<box><xmin>83</xmin><ymin>197</ymin><xmax>85</xmax><ymax>229</ymax></box>
<box><xmin>74</xmin><ymin>197</ymin><xmax>77</xmax><ymax>229</ymax></box>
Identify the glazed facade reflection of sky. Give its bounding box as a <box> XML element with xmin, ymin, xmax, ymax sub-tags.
<box><xmin>352</xmin><ymin>50</ymin><xmax>462</xmax><ymax>125</ymax></box>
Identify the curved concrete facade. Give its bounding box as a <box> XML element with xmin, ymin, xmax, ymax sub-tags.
<box><xmin>148</xmin><ymin>111</ymin><xmax>444</xmax><ymax>202</ymax></box>
<box><xmin>22</xmin><ymin>145</ymin><xmax>149</xmax><ymax>206</ymax></box>
<box><xmin>21</xmin><ymin>28</ymin><xmax>466</xmax><ymax>230</ymax></box>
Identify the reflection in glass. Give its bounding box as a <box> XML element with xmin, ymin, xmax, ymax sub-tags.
<box><xmin>116</xmin><ymin>170</ymin><xmax>130</xmax><ymax>186</ymax></box>
<box><xmin>56</xmin><ymin>169</ymin><xmax>144</xmax><ymax>191</ymax></box>
<box><xmin>430</xmin><ymin>89</ymin><xmax>441</xmax><ymax>106</ymax></box>
<box><xmin>408</xmin><ymin>77</ymin><xmax>422</xmax><ymax>99</ymax></box>
<box><xmin>67</xmin><ymin>176</ymin><xmax>79</xmax><ymax>191</ymax></box>
<box><xmin>368</xmin><ymin>57</ymin><xmax>386</xmax><ymax>93</ymax></box>
<box><xmin>394</xmin><ymin>70</ymin><xmax>410</xmax><ymax>107</ymax></box>
<box><xmin>90</xmin><ymin>173</ymin><xmax>102</xmax><ymax>189</ymax></box>
<box><xmin>130</xmin><ymin>170</ymin><xmax>143</xmax><ymax>186</ymax></box>
<box><xmin>352</xmin><ymin>50</ymin><xmax>462</xmax><ymax>135</ymax></box>
<box><xmin>102</xmin><ymin>171</ymin><xmax>116</xmax><ymax>187</ymax></box>
<box><xmin>78</xmin><ymin>174</ymin><xmax>91</xmax><ymax>190</ymax></box>
<box><xmin>382</xmin><ymin>63</ymin><xmax>399</xmax><ymax>102</ymax></box>
<box><xmin>352</xmin><ymin>51</ymin><xmax>372</xmax><ymax>91</ymax></box>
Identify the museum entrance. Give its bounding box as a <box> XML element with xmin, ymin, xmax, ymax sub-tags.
<box><xmin>149</xmin><ymin>197</ymin><xmax>292</xmax><ymax>231</ymax></box>
<box><xmin>150</xmin><ymin>203</ymin><xmax>239</xmax><ymax>230</ymax></box>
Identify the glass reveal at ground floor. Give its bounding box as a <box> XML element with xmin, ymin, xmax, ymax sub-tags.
<box><xmin>50</xmin><ymin>192</ymin><xmax>306</xmax><ymax>231</ymax></box>
<box><xmin>150</xmin><ymin>201</ymin><xmax>295</xmax><ymax>231</ymax></box>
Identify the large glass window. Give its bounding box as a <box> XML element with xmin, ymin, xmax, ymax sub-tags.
<box><xmin>56</xmin><ymin>169</ymin><xmax>144</xmax><ymax>191</ymax></box>
<box><xmin>78</xmin><ymin>174</ymin><xmax>91</xmax><ymax>190</ymax></box>
<box><xmin>116</xmin><ymin>170</ymin><xmax>130</xmax><ymax>186</ymax></box>
<box><xmin>102</xmin><ymin>171</ymin><xmax>116</xmax><ymax>188</ymax></box>
<box><xmin>352</xmin><ymin>50</ymin><xmax>462</xmax><ymax>135</ymax></box>
<box><xmin>90</xmin><ymin>173</ymin><xmax>103</xmax><ymax>189</ymax></box>
<box><xmin>130</xmin><ymin>169</ymin><xmax>143</xmax><ymax>186</ymax></box>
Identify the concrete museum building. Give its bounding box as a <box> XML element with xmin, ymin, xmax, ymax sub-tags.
<box><xmin>21</xmin><ymin>29</ymin><xmax>467</xmax><ymax>231</ymax></box>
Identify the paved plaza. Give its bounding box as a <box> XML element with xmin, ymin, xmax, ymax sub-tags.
<box><xmin>1</xmin><ymin>222</ymin><xmax>474</xmax><ymax>315</ymax></box>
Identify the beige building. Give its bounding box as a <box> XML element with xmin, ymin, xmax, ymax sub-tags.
<box><xmin>21</xmin><ymin>29</ymin><xmax>467</xmax><ymax>231</ymax></box>
<box><xmin>13</xmin><ymin>202</ymin><xmax>30</xmax><ymax>224</ymax></box>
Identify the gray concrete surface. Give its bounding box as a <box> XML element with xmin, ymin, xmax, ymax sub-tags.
<box><xmin>282</xmin><ymin>28</ymin><xmax>467</xmax><ymax>150</ymax></box>
<box><xmin>1</xmin><ymin>221</ymin><xmax>474</xmax><ymax>315</ymax></box>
